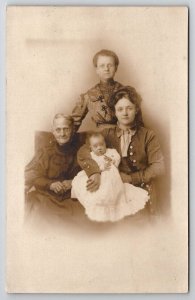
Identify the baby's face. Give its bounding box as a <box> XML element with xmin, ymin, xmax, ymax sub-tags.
<box><xmin>90</xmin><ymin>135</ymin><xmax>106</xmax><ymax>156</ymax></box>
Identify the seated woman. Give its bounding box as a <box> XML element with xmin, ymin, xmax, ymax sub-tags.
<box><xmin>77</xmin><ymin>86</ymin><xmax>165</xmax><ymax>215</ymax></box>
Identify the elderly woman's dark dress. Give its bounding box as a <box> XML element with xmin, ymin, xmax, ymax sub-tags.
<box><xmin>25</xmin><ymin>131</ymin><xmax>85</xmax><ymax>215</ymax></box>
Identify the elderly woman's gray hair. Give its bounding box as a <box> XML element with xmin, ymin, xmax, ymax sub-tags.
<box><xmin>53</xmin><ymin>114</ymin><xmax>74</xmax><ymax>127</ymax></box>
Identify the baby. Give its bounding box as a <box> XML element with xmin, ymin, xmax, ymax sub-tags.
<box><xmin>71</xmin><ymin>132</ymin><xmax>149</xmax><ymax>222</ymax></box>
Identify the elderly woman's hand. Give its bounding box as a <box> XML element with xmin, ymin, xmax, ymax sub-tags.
<box><xmin>50</xmin><ymin>181</ymin><xmax>64</xmax><ymax>194</ymax></box>
<box><xmin>120</xmin><ymin>172</ymin><xmax>132</xmax><ymax>184</ymax></box>
<box><xmin>62</xmin><ymin>180</ymin><xmax>72</xmax><ymax>192</ymax></box>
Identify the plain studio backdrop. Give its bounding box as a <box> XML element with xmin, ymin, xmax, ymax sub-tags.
<box><xmin>6</xmin><ymin>7</ymin><xmax>188</xmax><ymax>293</ymax></box>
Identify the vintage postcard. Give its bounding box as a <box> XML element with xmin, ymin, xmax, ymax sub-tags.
<box><xmin>6</xmin><ymin>6</ymin><xmax>188</xmax><ymax>293</ymax></box>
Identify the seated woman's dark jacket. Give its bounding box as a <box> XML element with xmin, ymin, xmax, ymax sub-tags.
<box><xmin>77</xmin><ymin>126</ymin><xmax>164</xmax><ymax>186</ymax></box>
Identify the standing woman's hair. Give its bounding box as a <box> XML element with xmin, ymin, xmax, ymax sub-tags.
<box><xmin>93</xmin><ymin>49</ymin><xmax>119</xmax><ymax>68</ymax></box>
<box><xmin>108</xmin><ymin>86</ymin><xmax>144</xmax><ymax>127</ymax></box>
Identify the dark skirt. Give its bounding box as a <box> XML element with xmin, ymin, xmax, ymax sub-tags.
<box><xmin>119</xmin><ymin>157</ymin><xmax>158</xmax><ymax>215</ymax></box>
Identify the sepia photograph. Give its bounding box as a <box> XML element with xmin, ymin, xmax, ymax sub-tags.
<box><xmin>6</xmin><ymin>6</ymin><xmax>188</xmax><ymax>293</ymax></box>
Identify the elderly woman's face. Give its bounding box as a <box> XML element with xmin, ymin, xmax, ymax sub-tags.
<box><xmin>53</xmin><ymin>117</ymin><xmax>73</xmax><ymax>145</ymax></box>
<box><xmin>115</xmin><ymin>97</ymin><xmax>137</xmax><ymax>126</ymax></box>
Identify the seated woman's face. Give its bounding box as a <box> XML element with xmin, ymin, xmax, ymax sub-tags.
<box><xmin>115</xmin><ymin>97</ymin><xmax>137</xmax><ymax>126</ymax></box>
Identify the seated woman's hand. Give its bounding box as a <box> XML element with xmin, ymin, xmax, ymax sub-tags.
<box><xmin>86</xmin><ymin>173</ymin><xmax>101</xmax><ymax>192</ymax></box>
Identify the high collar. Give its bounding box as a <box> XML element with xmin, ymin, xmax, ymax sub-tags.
<box><xmin>52</xmin><ymin>134</ymin><xmax>75</xmax><ymax>153</ymax></box>
<box><xmin>116</xmin><ymin>124</ymin><xmax>137</xmax><ymax>138</ymax></box>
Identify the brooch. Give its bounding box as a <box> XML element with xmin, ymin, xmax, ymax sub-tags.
<box><xmin>97</xmin><ymin>95</ymin><xmax>104</xmax><ymax>102</ymax></box>
<box><xmin>101</xmin><ymin>104</ymin><xmax>108</xmax><ymax>117</ymax></box>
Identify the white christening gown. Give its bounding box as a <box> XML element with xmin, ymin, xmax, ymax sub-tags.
<box><xmin>71</xmin><ymin>148</ymin><xmax>149</xmax><ymax>222</ymax></box>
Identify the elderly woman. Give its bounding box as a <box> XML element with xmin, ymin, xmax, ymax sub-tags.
<box><xmin>25</xmin><ymin>114</ymin><xmax>85</xmax><ymax>218</ymax></box>
<box><xmin>77</xmin><ymin>86</ymin><xmax>165</xmax><ymax>215</ymax></box>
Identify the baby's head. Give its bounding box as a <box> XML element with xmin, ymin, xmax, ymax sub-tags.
<box><xmin>86</xmin><ymin>132</ymin><xmax>106</xmax><ymax>156</ymax></box>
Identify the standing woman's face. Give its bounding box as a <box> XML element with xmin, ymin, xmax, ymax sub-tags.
<box><xmin>114</xmin><ymin>97</ymin><xmax>137</xmax><ymax>126</ymax></box>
